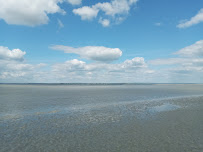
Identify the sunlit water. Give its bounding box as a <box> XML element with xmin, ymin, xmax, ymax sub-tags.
<box><xmin>0</xmin><ymin>84</ymin><xmax>203</xmax><ymax>152</ymax></box>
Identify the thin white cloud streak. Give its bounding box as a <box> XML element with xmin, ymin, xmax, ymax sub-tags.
<box><xmin>150</xmin><ymin>58</ymin><xmax>203</xmax><ymax>66</ymax></box>
<box><xmin>51</xmin><ymin>45</ymin><xmax>122</xmax><ymax>62</ymax></box>
<box><xmin>154</xmin><ymin>22</ymin><xmax>162</xmax><ymax>26</ymax></box>
<box><xmin>58</xmin><ymin>19</ymin><xmax>64</xmax><ymax>29</ymax></box>
<box><xmin>177</xmin><ymin>8</ymin><xmax>203</xmax><ymax>28</ymax></box>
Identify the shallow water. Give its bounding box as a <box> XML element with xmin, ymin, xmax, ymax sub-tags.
<box><xmin>0</xmin><ymin>84</ymin><xmax>203</xmax><ymax>152</ymax></box>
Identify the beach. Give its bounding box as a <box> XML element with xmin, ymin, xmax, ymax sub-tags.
<box><xmin>0</xmin><ymin>84</ymin><xmax>203</xmax><ymax>152</ymax></box>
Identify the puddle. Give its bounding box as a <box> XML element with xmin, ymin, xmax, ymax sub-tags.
<box><xmin>148</xmin><ymin>103</ymin><xmax>180</xmax><ymax>113</ymax></box>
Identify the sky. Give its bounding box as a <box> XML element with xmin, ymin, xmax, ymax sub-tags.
<box><xmin>0</xmin><ymin>0</ymin><xmax>203</xmax><ymax>83</ymax></box>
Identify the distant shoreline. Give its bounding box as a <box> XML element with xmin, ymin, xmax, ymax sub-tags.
<box><xmin>0</xmin><ymin>83</ymin><xmax>202</xmax><ymax>86</ymax></box>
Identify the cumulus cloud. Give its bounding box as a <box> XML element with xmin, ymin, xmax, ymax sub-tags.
<box><xmin>99</xmin><ymin>18</ymin><xmax>110</xmax><ymax>27</ymax></box>
<box><xmin>122</xmin><ymin>57</ymin><xmax>146</xmax><ymax>68</ymax></box>
<box><xmin>0</xmin><ymin>45</ymin><xmax>151</xmax><ymax>83</ymax></box>
<box><xmin>73</xmin><ymin>6</ymin><xmax>99</xmax><ymax>20</ymax></box>
<box><xmin>51</xmin><ymin>45</ymin><xmax>122</xmax><ymax>62</ymax></box>
<box><xmin>177</xmin><ymin>8</ymin><xmax>203</xmax><ymax>28</ymax></box>
<box><xmin>0</xmin><ymin>46</ymin><xmax>26</xmax><ymax>61</ymax></box>
<box><xmin>2</xmin><ymin>41</ymin><xmax>203</xmax><ymax>83</ymax></box>
<box><xmin>53</xmin><ymin>59</ymin><xmax>86</xmax><ymax>72</ymax></box>
<box><xmin>175</xmin><ymin>40</ymin><xmax>203</xmax><ymax>57</ymax></box>
<box><xmin>0</xmin><ymin>62</ymin><xmax>47</xmax><ymax>81</ymax></box>
<box><xmin>0</xmin><ymin>0</ymin><xmax>138</xmax><ymax>26</ymax></box>
<box><xmin>73</xmin><ymin>0</ymin><xmax>138</xmax><ymax>26</ymax></box>
<box><xmin>0</xmin><ymin>0</ymin><xmax>65</xmax><ymax>26</ymax></box>
<box><xmin>0</xmin><ymin>46</ymin><xmax>47</xmax><ymax>82</ymax></box>
<box><xmin>95</xmin><ymin>0</ymin><xmax>131</xmax><ymax>16</ymax></box>
<box><xmin>53</xmin><ymin>57</ymin><xmax>147</xmax><ymax>72</ymax></box>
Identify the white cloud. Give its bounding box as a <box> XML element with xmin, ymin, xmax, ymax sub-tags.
<box><xmin>99</xmin><ymin>18</ymin><xmax>110</xmax><ymax>27</ymax></box>
<box><xmin>0</xmin><ymin>45</ymin><xmax>153</xmax><ymax>83</ymax></box>
<box><xmin>0</xmin><ymin>45</ymin><xmax>47</xmax><ymax>82</ymax></box>
<box><xmin>51</xmin><ymin>45</ymin><xmax>122</xmax><ymax>62</ymax></box>
<box><xmin>0</xmin><ymin>0</ymin><xmax>138</xmax><ymax>27</ymax></box>
<box><xmin>150</xmin><ymin>41</ymin><xmax>203</xmax><ymax>71</ymax></box>
<box><xmin>150</xmin><ymin>58</ymin><xmax>203</xmax><ymax>66</ymax></box>
<box><xmin>177</xmin><ymin>8</ymin><xmax>203</xmax><ymax>28</ymax></box>
<box><xmin>95</xmin><ymin>0</ymin><xmax>130</xmax><ymax>16</ymax></box>
<box><xmin>150</xmin><ymin>58</ymin><xmax>187</xmax><ymax>65</ymax></box>
<box><xmin>53</xmin><ymin>59</ymin><xmax>86</xmax><ymax>72</ymax></box>
<box><xmin>53</xmin><ymin>57</ymin><xmax>147</xmax><ymax>73</ymax></box>
<box><xmin>0</xmin><ymin>62</ymin><xmax>47</xmax><ymax>81</ymax></box>
<box><xmin>150</xmin><ymin>40</ymin><xmax>203</xmax><ymax>66</ymax></box>
<box><xmin>73</xmin><ymin>6</ymin><xmax>99</xmax><ymax>20</ymax></box>
<box><xmin>0</xmin><ymin>45</ymin><xmax>151</xmax><ymax>83</ymax></box>
<box><xmin>0</xmin><ymin>0</ymin><xmax>65</xmax><ymax>26</ymax></box>
<box><xmin>52</xmin><ymin>57</ymin><xmax>150</xmax><ymax>82</ymax></box>
<box><xmin>0</xmin><ymin>46</ymin><xmax>26</xmax><ymax>61</ymax></box>
<box><xmin>175</xmin><ymin>40</ymin><xmax>203</xmax><ymax>57</ymax></box>
<box><xmin>2</xmin><ymin>41</ymin><xmax>203</xmax><ymax>83</ymax></box>
<box><xmin>67</xmin><ymin>0</ymin><xmax>82</xmax><ymax>5</ymax></box>
<box><xmin>73</xmin><ymin>0</ymin><xmax>139</xmax><ymax>26</ymax></box>
<box><xmin>148</xmin><ymin>40</ymin><xmax>203</xmax><ymax>82</ymax></box>
<box><xmin>122</xmin><ymin>57</ymin><xmax>146</xmax><ymax>68</ymax></box>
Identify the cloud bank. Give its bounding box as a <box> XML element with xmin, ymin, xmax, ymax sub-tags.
<box><xmin>52</xmin><ymin>57</ymin><xmax>151</xmax><ymax>82</ymax></box>
<box><xmin>1</xmin><ymin>41</ymin><xmax>203</xmax><ymax>83</ymax></box>
<box><xmin>0</xmin><ymin>45</ymin><xmax>152</xmax><ymax>83</ymax></box>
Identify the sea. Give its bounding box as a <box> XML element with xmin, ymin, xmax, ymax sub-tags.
<box><xmin>0</xmin><ymin>84</ymin><xmax>203</xmax><ymax>152</ymax></box>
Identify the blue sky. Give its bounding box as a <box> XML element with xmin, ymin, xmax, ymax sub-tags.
<box><xmin>0</xmin><ymin>0</ymin><xmax>203</xmax><ymax>83</ymax></box>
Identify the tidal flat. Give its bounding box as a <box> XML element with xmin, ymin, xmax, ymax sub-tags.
<box><xmin>0</xmin><ymin>84</ymin><xmax>203</xmax><ymax>152</ymax></box>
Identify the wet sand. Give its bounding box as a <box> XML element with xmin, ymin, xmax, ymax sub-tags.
<box><xmin>1</xmin><ymin>95</ymin><xmax>203</xmax><ymax>152</ymax></box>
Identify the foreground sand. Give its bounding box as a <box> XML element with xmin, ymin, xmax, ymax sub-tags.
<box><xmin>1</xmin><ymin>96</ymin><xmax>203</xmax><ymax>152</ymax></box>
